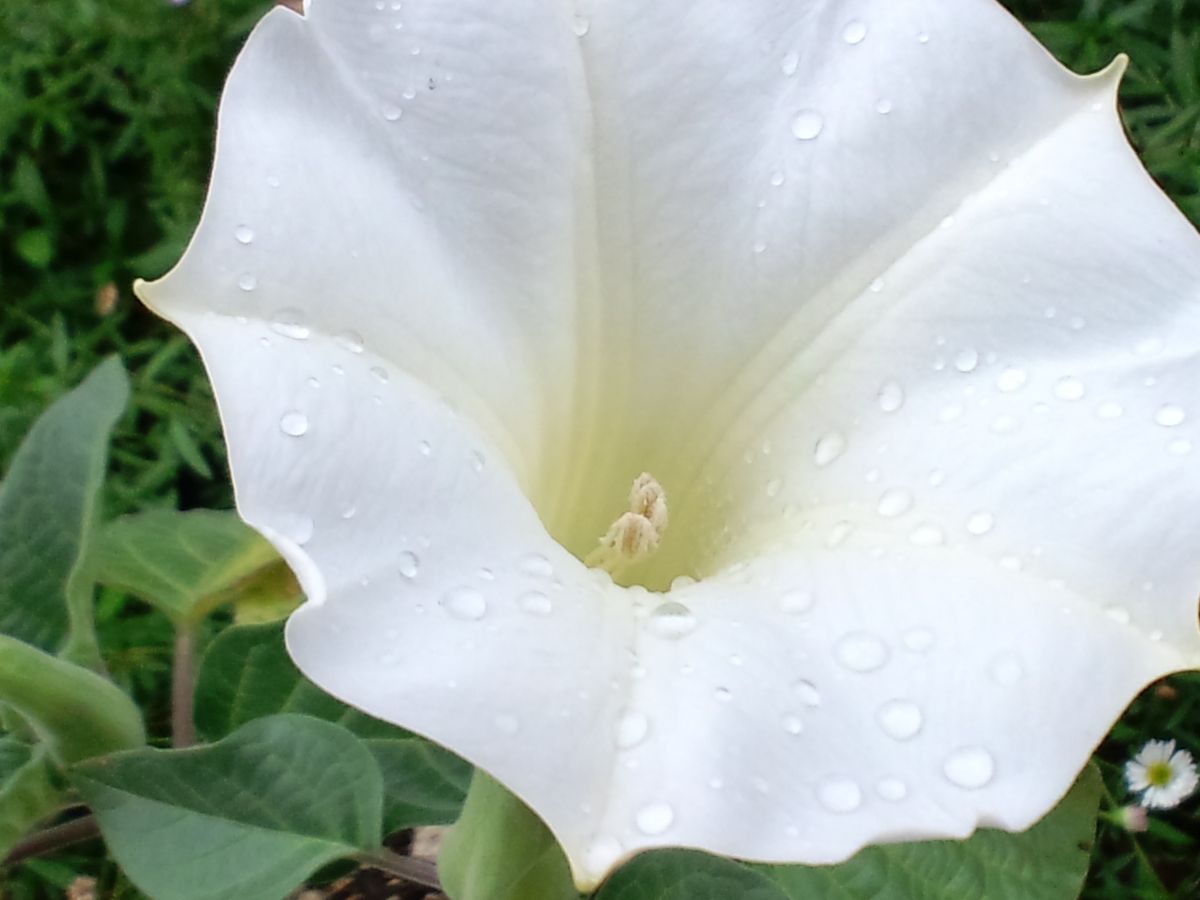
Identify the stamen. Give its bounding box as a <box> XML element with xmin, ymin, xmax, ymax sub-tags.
<box><xmin>586</xmin><ymin>473</ymin><xmax>668</xmax><ymax>574</ymax></box>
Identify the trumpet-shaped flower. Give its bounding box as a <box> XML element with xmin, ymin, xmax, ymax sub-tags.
<box><xmin>137</xmin><ymin>0</ymin><xmax>1200</xmax><ymax>888</ymax></box>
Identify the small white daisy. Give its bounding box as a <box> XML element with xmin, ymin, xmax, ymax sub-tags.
<box><xmin>1125</xmin><ymin>739</ymin><xmax>1199</xmax><ymax>810</ymax></box>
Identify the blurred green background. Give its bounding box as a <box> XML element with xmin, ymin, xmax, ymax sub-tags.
<box><xmin>1</xmin><ymin>0</ymin><xmax>1198</xmax><ymax>896</ymax></box>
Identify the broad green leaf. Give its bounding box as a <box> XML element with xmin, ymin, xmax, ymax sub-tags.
<box><xmin>595</xmin><ymin>851</ymin><xmax>787</xmax><ymax>900</ymax></box>
<box><xmin>195</xmin><ymin>622</ymin><xmax>470</xmax><ymax>830</ymax></box>
<box><xmin>94</xmin><ymin>509</ymin><xmax>291</xmax><ymax>626</ymax></box>
<box><xmin>364</xmin><ymin>737</ymin><xmax>471</xmax><ymax>833</ymax></box>
<box><xmin>194</xmin><ymin>621</ymin><xmax>405</xmax><ymax>741</ymax></box>
<box><xmin>73</xmin><ymin>715</ymin><xmax>383</xmax><ymax>900</ymax></box>
<box><xmin>0</xmin><ymin>739</ymin><xmax>64</xmax><ymax>858</ymax></box>
<box><xmin>0</xmin><ymin>358</ymin><xmax>128</xmax><ymax>666</ymax></box>
<box><xmin>440</xmin><ymin>771</ymin><xmax>579</xmax><ymax>900</ymax></box>
<box><xmin>0</xmin><ymin>634</ymin><xmax>145</xmax><ymax>764</ymax></box>
<box><xmin>758</xmin><ymin>764</ymin><xmax>1101</xmax><ymax>900</ymax></box>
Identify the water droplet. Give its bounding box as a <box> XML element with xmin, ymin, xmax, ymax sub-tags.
<box><xmin>279</xmin><ymin>410</ymin><xmax>309</xmax><ymax>437</ymax></box>
<box><xmin>266</xmin><ymin>175</ymin><xmax>281</xmax><ymax>188</ymax></box>
<box><xmin>1134</xmin><ymin>336</ymin><xmax>1164</xmax><ymax>357</ymax></box>
<box><xmin>902</xmin><ymin>628</ymin><xmax>935</xmax><ymax>652</ymax></box>
<box><xmin>1105</xmin><ymin>605</ymin><xmax>1131</xmax><ymax>625</ymax></box>
<box><xmin>826</xmin><ymin>520</ymin><xmax>856</xmax><ymax>547</ymax></box>
<box><xmin>835</xmin><ymin>632</ymin><xmax>889</xmax><ymax>672</ymax></box>
<box><xmin>995</xmin><ymin>367</ymin><xmax>1027</xmax><ymax>392</ymax></box>
<box><xmin>398</xmin><ymin>551</ymin><xmax>420</xmax><ymax>578</ymax></box>
<box><xmin>519</xmin><ymin>553</ymin><xmax>554</xmax><ymax>579</ymax></box>
<box><xmin>781</xmin><ymin>52</ymin><xmax>800</xmax><ymax>76</ymax></box>
<box><xmin>470</xmin><ymin>451</ymin><xmax>486</xmax><ymax>472</ymax></box>
<box><xmin>842</xmin><ymin>19</ymin><xmax>868</xmax><ymax>44</ymax></box>
<box><xmin>1168</xmin><ymin>438</ymin><xmax>1192</xmax><ymax>456</ymax></box>
<box><xmin>791</xmin><ymin>109</ymin><xmax>824</xmax><ymax>140</ymax></box>
<box><xmin>419</xmin><ymin>440</ymin><xmax>433</xmax><ymax>456</ymax></box>
<box><xmin>908</xmin><ymin>523</ymin><xmax>945</xmax><ymax>546</ymax></box>
<box><xmin>493</xmin><ymin>713</ymin><xmax>519</xmax><ymax>735</ymax></box>
<box><xmin>269</xmin><ymin>308</ymin><xmax>310</xmax><ymax>340</ymax></box>
<box><xmin>943</xmin><ymin>747</ymin><xmax>995</xmax><ymax>789</ymax></box>
<box><xmin>876</xmin><ymin>488</ymin><xmax>914</xmax><ymax>518</ymax></box>
<box><xmin>635</xmin><ymin>802</ymin><xmax>674</xmax><ymax>835</ymax></box>
<box><xmin>917</xmin><ymin>31</ymin><xmax>930</xmax><ymax>44</ymax></box>
<box><xmin>814</xmin><ymin>431</ymin><xmax>847</xmax><ymax>467</ymax></box>
<box><xmin>714</xmin><ymin>687</ymin><xmax>733</xmax><ymax>703</ymax></box>
<box><xmin>616</xmin><ymin>710</ymin><xmax>650</xmax><ymax>749</ymax></box>
<box><xmin>1096</xmin><ymin>402</ymin><xmax>1124</xmax><ymax>420</ymax></box>
<box><xmin>441</xmin><ymin>587</ymin><xmax>487</xmax><ymax>621</ymax></box>
<box><xmin>965</xmin><ymin>511</ymin><xmax>995</xmax><ymax>536</ymax></box>
<box><xmin>770</xmin><ymin>170</ymin><xmax>785</xmax><ymax>187</ymax></box>
<box><xmin>954</xmin><ymin>347</ymin><xmax>979</xmax><ymax>373</ymax></box>
<box><xmin>789</xmin><ymin>680</ymin><xmax>821</xmax><ymax>708</ymax></box>
<box><xmin>1053</xmin><ymin>376</ymin><xmax>1085</xmax><ymax>401</ymax></box>
<box><xmin>877</xmin><ymin>699</ymin><xmax>923</xmax><ymax>740</ymax></box>
<box><xmin>1156</xmin><ymin>404</ymin><xmax>1186</xmax><ymax>427</ymax></box>
<box><xmin>337</xmin><ymin>330</ymin><xmax>365</xmax><ymax>354</ymax></box>
<box><xmin>234</xmin><ymin>225</ymin><xmax>255</xmax><ymax>244</ymax></box>
<box><xmin>875</xmin><ymin>98</ymin><xmax>893</xmax><ymax>115</ymax></box>
<box><xmin>237</xmin><ymin>273</ymin><xmax>257</xmax><ymax>291</ymax></box>
<box><xmin>780</xmin><ymin>713</ymin><xmax>805</xmax><ymax>735</ymax></box>
<box><xmin>817</xmin><ymin>776</ymin><xmax>862</xmax><ymax>813</ymax></box>
<box><xmin>779</xmin><ymin>589</ymin><xmax>814</xmax><ymax>615</ymax></box>
<box><xmin>518</xmin><ymin>590</ymin><xmax>552</xmax><ymax>616</ymax></box>
<box><xmin>869</xmin><ymin>277</ymin><xmax>886</xmax><ymax>293</ymax></box>
<box><xmin>572</xmin><ymin>15</ymin><xmax>589</xmax><ymax>36</ymax></box>
<box><xmin>381</xmin><ymin>103</ymin><xmax>402</xmax><ymax>121</ymax></box>
<box><xmin>585</xmin><ymin>836</ymin><xmax>622</xmax><ymax>875</ymax></box>
<box><xmin>647</xmin><ymin>601</ymin><xmax>698</xmax><ymax>639</ymax></box>
<box><xmin>878</xmin><ymin>381</ymin><xmax>905</xmax><ymax>413</ymax></box>
<box><xmin>876</xmin><ymin>777</ymin><xmax>908</xmax><ymax>801</ymax></box>
<box><xmin>765</xmin><ymin>477</ymin><xmax>783</xmax><ymax>498</ymax></box>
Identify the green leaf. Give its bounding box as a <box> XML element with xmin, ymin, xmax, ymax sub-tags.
<box><xmin>193</xmin><ymin>621</ymin><xmax>405</xmax><ymax>742</ymax></box>
<box><xmin>72</xmin><ymin>715</ymin><xmax>383</xmax><ymax>900</ymax></box>
<box><xmin>93</xmin><ymin>509</ymin><xmax>287</xmax><ymax>626</ymax></box>
<box><xmin>0</xmin><ymin>357</ymin><xmax>128</xmax><ymax>666</ymax></box>
<box><xmin>595</xmin><ymin>851</ymin><xmax>788</xmax><ymax>900</ymax></box>
<box><xmin>0</xmin><ymin>634</ymin><xmax>145</xmax><ymax>764</ymax></box>
<box><xmin>15</xmin><ymin>229</ymin><xmax>54</xmax><ymax>268</ymax></box>
<box><xmin>195</xmin><ymin>622</ymin><xmax>470</xmax><ymax>831</ymax></box>
<box><xmin>758</xmin><ymin>764</ymin><xmax>1101</xmax><ymax>900</ymax></box>
<box><xmin>365</xmin><ymin>737</ymin><xmax>471</xmax><ymax>833</ymax></box>
<box><xmin>440</xmin><ymin>771</ymin><xmax>580</xmax><ymax>900</ymax></box>
<box><xmin>592</xmin><ymin>766</ymin><xmax>1099</xmax><ymax>900</ymax></box>
<box><xmin>0</xmin><ymin>739</ymin><xmax>64</xmax><ymax>859</ymax></box>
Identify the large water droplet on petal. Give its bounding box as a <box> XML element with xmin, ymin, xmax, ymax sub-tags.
<box><xmin>779</xmin><ymin>589</ymin><xmax>815</xmax><ymax>615</ymax></box>
<box><xmin>878</xmin><ymin>381</ymin><xmax>905</xmax><ymax>413</ymax></box>
<box><xmin>647</xmin><ymin>601</ymin><xmax>698</xmax><ymax>639</ymax></box>
<box><xmin>269</xmin><ymin>308</ymin><xmax>310</xmax><ymax>340</ymax></box>
<box><xmin>943</xmin><ymin>747</ymin><xmax>995</xmax><ymax>789</ymax></box>
<box><xmin>518</xmin><ymin>590</ymin><xmax>552</xmax><ymax>616</ymax></box>
<box><xmin>877</xmin><ymin>699</ymin><xmax>923</xmax><ymax>740</ymax></box>
<box><xmin>780</xmin><ymin>713</ymin><xmax>805</xmax><ymax>735</ymax></box>
<box><xmin>1053</xmin><ymin>376</ymin><xmax>1085</xmax><ymax>401</ymax></box>
<box><xmin>817</xmin><ymin>776</ymin><xmax>862</xmax><ymax>813</ymax></box>
<box><xmin>814</xmin><ymin>431</ymin><xmax>847</xmax><ymax>467</ymax></box>
<box><xmin>519</xmin><ymin>553</ymin><xmax>554</xmax><ymax>579</ymax></box>
<box><xmin>397</xmin><ymin>551</ymin><xmax>420</xmax><ymax>579</ymax></box>
<box><xmin>835</xmin><ymin>632</ymin><xmax>889</xmax><ymax>672</ymax></box>
<box><xmin>877</xmin><ymin>488</ymin><xmax>914</xmax><ymax>518</ymax></box>
<box><xmin>791</xmin><ymin>109</ymin><xmax>824</xmax><ymax>140</ymax></box>
<box><xmin>1155</xmin><ymin>404</ymin><xmax>1186</xmax><ymax>427</ymax></box>
<box><xmin>234</xmin><ymin>225</ymin><xmax>255</xmax><ymax>244</ymax></box>
<box><xmin>635</xmin><ymin>802</ymin><xmax>675</xmax><ymax>835</ymax></box>
<box><xmin>780</xmin><ymin>51</ymin><xmax>800</xmax><ymax>76</ymax></box>
<box><xmin>441</xmin><ymin>587</ymin><xmax>487</xmax><ymax>621</ymax></box>
<box><xmin>279</xmin><ymin>410</ymin><xmax>309</xmax><ymax>437</ymax></box>
<box><xmin>615</xmin><ymin>710</ymin><xmax>650</xmax><ymax>749</ymax></box>
<box><xmin>842</xmin><ymin>19</ymin><xmax>868</xmax><ymax>44</ymax></box>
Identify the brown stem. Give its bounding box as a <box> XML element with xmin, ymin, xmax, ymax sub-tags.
<box><xmin>356</xmin><ymin>848</ymin><xmax>441</xmax><ymax>890</ymax></box>
<box><xmin>3</xmin><ymin>816</ymin><xmax>100</xmax><ymax>867</ymax></box>
<box><xmin>171</xmin><ymin>627</ymin><xmax>197</xmax><ymax>748</ymax></box>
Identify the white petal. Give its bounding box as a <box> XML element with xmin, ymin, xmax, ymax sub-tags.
<box><xmin>138</xmin><ymin>0</ymin><xmax>590</xmax><ymax>495</ymax></box>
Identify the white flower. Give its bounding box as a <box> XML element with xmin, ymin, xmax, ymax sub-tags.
<box><xmin>136</xmin><ymin>0</ymin><xmax>1200</xmax><ymax>888</ymax></box>
<box><xmin>1125</xmin><ymin>739</ymin><xmax>1199</xmax><ymax>810</ymax></box>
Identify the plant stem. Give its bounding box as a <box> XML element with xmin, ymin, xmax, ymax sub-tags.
<box><xmin>171</xmin><ymin>627</ymin><xmax>197</xmax><ymax>748</ymax></box>
<box><xmin>1098</xmin><ymin>771</ymin><xmax>1172</xmax><ymax>897</ymax></box>
<box><xmin>3</xmin><ymin>816</ymin><xmax>100</xmax><ymax>866</ymax></box>
<box><xmin>355</xmin><ymin>847</ymin><xmax>441</xmax><ymax>889</ymax></box>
